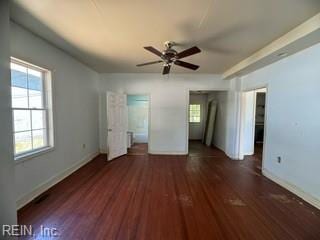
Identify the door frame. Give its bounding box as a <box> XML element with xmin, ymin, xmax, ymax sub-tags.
<box><xmin>126</xmin><ymin>92</ymin><xmax>151</xmax><ymax>153</ymax></box>
<box><xmin>186</xmin><ymin>88</ymin><xmax>229</xmax><ymax>154</ymax></box>
<box><xmin>238</xmin><ymin>85</ymin><xmax>268</xmax><ymax>170</ymax></box>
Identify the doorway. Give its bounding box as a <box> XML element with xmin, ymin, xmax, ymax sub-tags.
<box><xmin>239</xmin><ymin>88</ymin><xmax>267</xmax><ymax>169</ymax></box>
<box><xmin>188</xmin><ymin>90</ymin><xmax>228</xmax><ymax>155</ymax></box>
<box><xmin>127</xmin><ymin>94</ymin><xmax>149</xmax><ymax>155</ymax></box>
<box><xmin>254</xmin><ymin>89</ymin><xmax>266</xmax><ymax>163</ymax></box>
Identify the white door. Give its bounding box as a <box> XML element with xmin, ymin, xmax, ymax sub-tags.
<box><xmin>107</xmin><ymin>92</ymin><xmax>128</xmax><ymax>161</ymax></box>
<box><xmin>204</xmin><ymin>100</ymin><xmax>217</xmax><ymax>146</ymax></box>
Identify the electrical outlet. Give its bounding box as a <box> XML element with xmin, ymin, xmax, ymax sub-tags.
<box><xmin>277</xmin><ymin>156</ymin><xmax>281</xmax><ymax>163</ymax></box>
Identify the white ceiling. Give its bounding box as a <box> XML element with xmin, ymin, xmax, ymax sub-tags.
<box><xmin>10</xmin><ymin>0</ymin><xmax>320</xmax><ymax>74</ymax></box>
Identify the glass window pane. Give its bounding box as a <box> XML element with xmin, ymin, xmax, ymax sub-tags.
<box><xmin>13</xmin><ymin>110</ymin><xmax>31</xmax><ymax>132</ymax></box>
<box><xmin>11</xmin><ymin>60</ymin><xmax>51</xmax><ymax>158</ymax></box>
<box><xmin>28</xmin><ymin>69</ymin><xmax>43</xmax><ymax>108</ymax></box>
<box><xmin>32</xmin><ymin>110</ymin><xmax>46</xmax><ymax>130</ymax></box>
<box><xmin>189</xmin><ymin>104</ymin><xmax>201</xmax><ymax>122</ymax></box>
<box><xmin>29</xmin><ymin>89</ymin><xmax>43</xmax><ymax>109</ymax></box>
<box><xmin>11</xmin><ymin>63</ymin><xmax>28</xmax><ymax>108</ymax></box>
<box><xmin>15</xmin><ymin>131</ymin><xmax>32</xmax><ymax>154</ymax></box>
<box><xmin>32</xmin><ymin>129</ymin><xmax>47</xmax><ymax>149</ymax></box>
<box><xmin>11</xmin><ymin>86</ymin><xmax>28</xmax><ymax>108</ymax></box>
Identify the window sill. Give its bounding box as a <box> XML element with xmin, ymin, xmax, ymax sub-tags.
<box><xmin>15</xmin><ymin>146</ymin><xmax>55</xmax><ymax>164</ymax></box>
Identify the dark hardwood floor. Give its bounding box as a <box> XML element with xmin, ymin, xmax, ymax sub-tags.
<box><xmin>18</xmin><ymin>141</ymin><xmax>320</xmax><ymax>239</ymax></box>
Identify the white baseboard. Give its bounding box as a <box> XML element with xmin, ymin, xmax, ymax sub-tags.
<box><xmin>99</xmin><ymin>145</ymin><xmax>108</xmax><ymax>154</ymax></box>
<box><xmin>262</xmin><ymin>168</ymin><xmax>320</xmax><ymax>210</ymax></box>
<box><xmin>16</xmin><ymin>151</ymin><xmax>100</xmax><ymax>210</ymax></box>
<box><xmin>227</xmin><ymin>153</ymin><xmax>242</xmax><ymax>160</ymax></box>
<box><xmin>211</xmin><ymin>144</ymin><xmax>242</xmax><ymax>160</ymax></box>
<box><xmin>149</xmin><ymin>150</ymin><xmax>188</xmax><ymax>155</ymax></box>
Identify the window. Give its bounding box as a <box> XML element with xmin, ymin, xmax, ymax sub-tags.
<box><xmin>189</xmin><ymin>104</ymin><xmax>201</xmax><ymax>123</ymax></box>
<box><xmin>11</xmin><ymin>58</ymin><xmax>53</xmax><ymax>159</ymax></box>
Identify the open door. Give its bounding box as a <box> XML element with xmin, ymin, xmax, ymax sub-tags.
<box><xmin>203</xmin><ymin>100</ymin><xmax>217</xmax><ymax>146</ymax></box>
<box><xmin>107</xmin><ymin>92</ymin><xmax>128</xmax><ymax>161</ymax></box>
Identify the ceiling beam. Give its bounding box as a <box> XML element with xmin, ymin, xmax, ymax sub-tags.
<box><xmin>223</xmin><ymin>13</ymin><xmax>320</xmax><ymax>80</ymax></box>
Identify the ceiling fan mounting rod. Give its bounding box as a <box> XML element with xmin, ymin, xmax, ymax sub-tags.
<box><xmin>164</xmin><ymin>41</ymin><xmax>176</xmax><ymax>49</ymax></box>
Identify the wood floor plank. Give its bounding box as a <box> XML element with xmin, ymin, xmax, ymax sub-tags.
<box><xmin>18</xmin><ymin>142</ymin><xmax>320</xmax><ymax>239</ymax></box>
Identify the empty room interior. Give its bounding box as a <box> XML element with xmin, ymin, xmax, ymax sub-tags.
<box><xmin>1</xmin><ymin>0</ymin><xmax>320</xmax><ymax>239</ymax></box>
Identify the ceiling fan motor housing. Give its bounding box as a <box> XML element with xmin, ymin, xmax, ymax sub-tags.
<box><xmin>161</xmin><ymin>48</ymin><xmax>178</xmax><ymax>64</ymax></box>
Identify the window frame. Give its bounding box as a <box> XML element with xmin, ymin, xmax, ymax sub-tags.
<box><xmin>11</xmin><ymin>58</ymin><xmax>54</xmax><ymax>161</ymax></box>
<box><xmin>189</xmin><ymin>104</ymin><xmax>201</xmax><ymax>123</ymax></box>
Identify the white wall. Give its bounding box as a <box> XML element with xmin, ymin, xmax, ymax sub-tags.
<box><xmin>203</xmin><ymin>82</ymin><xmax>244</xmax><ymax>160</ymax></box>
<box><xmin>0</xmin><ymin>0</ymin><xmax>17</xmax><ymax>227</ymax></box>
<box><xmin>99</xmin><ymin>74</ymin><xmax>229</xmax><ymax>154</ymax></box>
<box><xmin>241</xmin><ymin>42</ymin><xmax>320</xmax><ymax>204</ymax></box>
<box><xmin>207</xmin><ymin>91</ymin><xmax>231</xmax><ymax>153</ymax></box>
<box><xmin>189</xmin><ymin>94</ymin><xmax>207</xmax><ymax>140</ymax></box>
<box><xmin>11</xmin><ymin>23</ymin><xmax>100</xmax><ymax>208</ymax></box>
<box><xmin>239</xmin><ymin>91</ymin><xmax>255</xmax><ymax>157</ymax></box>
<box><xmin>218</xmin><ymin>78</ymin><xmax>242</xmax><ymax>160</ymax></box>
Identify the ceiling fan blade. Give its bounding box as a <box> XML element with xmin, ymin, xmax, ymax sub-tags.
<box><xmin>176</xmin><ymin>46</ymin><xmax>201</xmax><ymax>59</ymax></box>
<box><xmin>174</xmin><ymin>60</ymin><xmax>199</xmax><ymax>70</ymax></box>
<box><xmin>144</xmin><ymin>46</ymin><xmax>163</xmax><ymax>57</ymax></box>
<box><xmin>162</xmin><ymin>64</ymin><xmax>171</xmax><ymax>75</ymax></box>
<box><xmin>136</xmin><ymin>60</ymin><xmax>163</xmax><ymax>67</ymax></box>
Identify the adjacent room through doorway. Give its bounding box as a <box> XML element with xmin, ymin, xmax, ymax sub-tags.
<box><xmin>127</xmin><ymin>94</ymin><xmax>149</xmax><ymax>155</ymax></box>
<box><xmin>254</xmin><ymin>89</ymin><xmax>266</xmax><ymax>164</ymax></box>
<box><xmin>188</xmin><ymin>90</ymin><xmax>228</xmax><ymax>155</ymax></box>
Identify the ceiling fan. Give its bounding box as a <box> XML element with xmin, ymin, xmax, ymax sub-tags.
<box><xmin>136</xmin><ymin>41</ymin><xmax>201</xmax><ymax>75</ymax></box>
